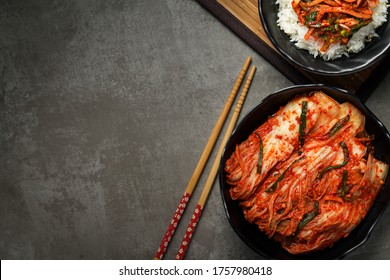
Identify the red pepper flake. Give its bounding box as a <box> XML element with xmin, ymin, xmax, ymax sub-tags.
<box><xmin>289</xmin><ymin>123</ymin><xmax>296</xmax><ymax>131</ymax></box>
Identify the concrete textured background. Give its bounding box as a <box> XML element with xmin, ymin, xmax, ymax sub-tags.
<box><xmin>0</xmin><ymin>0</ymin><xmax>389</xmax><ymax>260</ymax></box>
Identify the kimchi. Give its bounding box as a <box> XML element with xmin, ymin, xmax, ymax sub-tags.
<box><xmin>224</xmin><ymin>91</ymin><xmax>388</xmax><ymax>254</ymax></box>
<box><xmin>291</xmin><ymin>0</ymin><xmax>379</xmax><ymax>52</ymax></box>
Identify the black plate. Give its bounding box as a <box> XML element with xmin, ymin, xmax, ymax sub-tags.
<box><xmin>259</xmin><ymin>0</ymin><xmax>390</xmax><ymax>75</ymax></box>
<box><xmin>219</xmin><ymin>84</ymin><xmax>390</xmax><ymax>259</ymax></box>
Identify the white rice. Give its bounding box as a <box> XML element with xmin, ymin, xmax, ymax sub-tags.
<box><xmin>276</xmin><ymin>0</ymin><xmax>389</xmax><ymax>60</ymax></box>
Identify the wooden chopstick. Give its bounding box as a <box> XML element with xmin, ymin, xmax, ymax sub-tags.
<box><xmin>175</xmin><ymin>65</ymin><xmax>257</xmax><ymax>260</ymax></box>
<box><xmin>154</xmin><ymin>56</ymin><xmax>252</xmax><ymax>260</ymax></box>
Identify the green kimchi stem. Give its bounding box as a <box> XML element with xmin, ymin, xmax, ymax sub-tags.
<box><xmin>298</xmin><ymin>101</ymin><xmax>308</xmax><ymax>155</ymax></box>
<box><xmin>265</xmin><ymin>170</ymin><xmax>286</xmax><ymax>193</ymax></box>
<box><xmin>265</xmin><ymin>158</ymin><xmax>302</xmax><ymax>193</ymax></box>
<box><xmin>328</xmin><ymin>115</ymin><xmax>350</xmax><ymax>137</ymax></box>
<box><xmin>341</xmin><ymin>169</ymin><xmax>348</xmax><ymax>199</ymax></box>
<box><xmin>257</xmin><ymin>135</ymin><xmax>264</xmax><ymax>174</ymax></box>
<box><xmin>317</xmin><ymin>141</ymin><xmax>350</xmax><ymax>179</ymax></box>
<box><xmin>294</xmin><ymin>200</ymin><xmax>319</xmax><ymax>236</ymax></box>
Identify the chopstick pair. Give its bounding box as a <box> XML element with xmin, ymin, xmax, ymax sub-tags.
<box><xmin>154</xmin><ymin>57</ymin><xmax>256</xmax><ymax>260</ymax></box>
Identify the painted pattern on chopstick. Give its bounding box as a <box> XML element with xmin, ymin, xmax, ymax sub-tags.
<box><xmin>176</xmin><ymin>204</ymin><xmax>203</xmax><ymax>260</ymax></box>
<box><xmin>154</xmin><ymin>192</ymin><xmax>190</xmax><ymax>260</ymax></box>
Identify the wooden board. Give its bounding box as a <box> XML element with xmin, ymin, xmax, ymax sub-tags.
<box><xmin>218</xmin><ymin>0</ymin><xmax>273</xmax><ymax>47</ymax></box>
<box><xmin>199</xmin><ymin>0</ymin><xmax>389</xmax><ymax>99</ymax></box>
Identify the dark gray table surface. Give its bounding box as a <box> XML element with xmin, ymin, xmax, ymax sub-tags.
<box><xmin>1</xmin><ymin>0</ymin><xmax>389</xmax><ymax>260</ymax></box>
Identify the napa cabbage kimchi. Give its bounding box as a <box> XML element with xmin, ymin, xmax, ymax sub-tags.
<box><xmin>224</xmin><ymin>91</ymin><xmax>388</xmax><ymax>254</ymax></box>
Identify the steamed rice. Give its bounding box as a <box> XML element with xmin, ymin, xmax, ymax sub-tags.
<box><xmin>276</xmin><ymin>0</ymin><xmax>389</xmax><ymax>60</ymax></box>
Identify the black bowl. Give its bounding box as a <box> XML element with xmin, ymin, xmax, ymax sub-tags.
<box><xmin>259</xmin><ymin>0</ymin><xmax>390</xmax><ymax>75</ymax></box>
<box><xmin>219</xmin><ymin>84</ymin><xmax>390</xmax><ymax>259</ymax></box>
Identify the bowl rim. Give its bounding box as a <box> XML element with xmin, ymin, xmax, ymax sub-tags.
<box><xmin>258</xmin><ymin>0</ymin><xmax>390</xmax><ymax>75</ymax></box>
<box><xmin>219</xmin><ymin>84</ymin><xmax>390</xmax><ymax>259</ymax></box>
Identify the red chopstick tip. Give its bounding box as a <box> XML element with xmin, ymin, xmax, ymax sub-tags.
<box><xmin>175</xmin><ymin>204</ymin><xmax>203</xmax><ymax>260</ymax></box>
<box><xmin>153</xmin><ymin>192</ymin><xmax>191</xmax><ymax>260</ymax></box>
